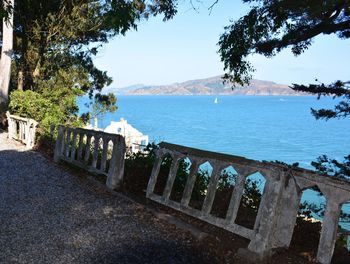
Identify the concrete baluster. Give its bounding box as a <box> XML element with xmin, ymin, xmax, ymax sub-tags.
<box><xmin>77</xmin><ymin>133</ymin><xmax>84</xmax><ymax>161</ymax></box>
<box><xmin>316</xmin><ymin>197</ymin><xmax>342</xmax><ymax>264</ymax></box>
<box><xmin>180</xmin><ymin>159</ymin><xmax>200</xmax><ymax>207</ymax></box>
<box><xmin>25</xmin><ymin>120</ymin><xmax>31</xmax><ymax>149</ymax></box>
<box><xmin>19</xmin><ymin>121</ymin><xmax>23</xmax><ymax>141</ymax></box>
<box><xmin>100</xmin><ymin>136</ymin><xmax>109</xmax><ymax>171</ymax></box>
<box><xmin>162</xmin><ymin>155</ymin><xmax>182</xmax><ymax>201</ymax></box>
<box><xmin>64</xmin><ymin>129</ymin><xmax>72</xmax><ymax>158</ymax></box>
<box><xmin>91</xmin><ymin>135</ymin><xmax>100</xmax><ymax>168</ymax></box>
<box><xmin>54</xmin><ymin>125</ymin><xmax>65</xmax><ymax>162</ymax></box>
<box><xmin>70</xmin><ymin>130</ymin><xmax>78</xmax><ymax>160</ymax></box>
<box><xmin>84</xmin><ymin>135</ymin><xmax>92</xmax><ymax>163</ymax></box>
<box><xmin>146</xmin><ymin>151</ymin><xmax>164</xmax><ymax>197</ymax></box>
<box><xmin>6</xmin><ymin>112</ymin><xmax>12</xmax><ymax>139</ymax></box>
<box><xmin>225</xmin><ymin>173</ymin><xmax>246</xmax><ymax>223</ymax></box>
<box><xmin>202</xmin><ymin>164</ymin><xmax>223</xmax><ymax>214</ymax></box>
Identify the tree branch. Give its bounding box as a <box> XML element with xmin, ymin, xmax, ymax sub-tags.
<box><xmin>208</xmin><ymin>0</ymin><xmax>219</xmax><ymax>15</ymax></box>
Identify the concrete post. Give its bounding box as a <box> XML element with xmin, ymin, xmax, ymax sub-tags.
<box><xmin>106</xmin><ymin>136</ymin><xmax>126</xmax><ymax>190</ymax></box>
<box><xmin>162</xmin><ymin>156</ymin><xmax>181</xmax><ymax>200</ymax></box>
<box><xmin>271</xmin><ymin>173</ymin><xmax>302</xmax><ymax>248</ymax></box>
<box><xmin>54</xmin><ymin>125</ymin><xmax>65</xmax><ymax>162</ymax></box>
<box><xmin>6</xmin><ymin>111</ymin><xmax>13</xmax><ymax>139</ymax></box>
<box><xmin>146</xmin><ymin>151</ymin><xmax>164</xmax><ymax>197</ymax></box>
<box><xmin>25</xmin><ymin>119</ymin><xmax>31</xmax><ymax>149</ymax></box>
<box><xmin>180</xmin><ymin>160</ymin><xmax>200</xmax><ymax>206</ymax></box>
<box><xmin>247</xmin><ymin>173</ymin><xmax>284</xmax><ymax>259</ymax></box>
<box><xmin>316</xmin><ymin>197</ymin><xmax>341</xmax><ymax>264</ymax></box>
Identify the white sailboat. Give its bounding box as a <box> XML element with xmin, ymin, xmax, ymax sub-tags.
<box><xmin>214</xmin><ymin>97</ymin><xmax>218</xmax><ymax>104</ymax></box>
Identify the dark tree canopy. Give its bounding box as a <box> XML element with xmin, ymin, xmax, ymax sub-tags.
<box><xmin>218</xmin><ymin>0</ymin><xmax>350</xmax><ymax>179</ymax></box>
<box><xmin>218</xmin><ymin>0</ymin><xmax>350</xmax><ymax>85</ymax></box>
<box><xmin>10</xmin><ymin>0</ymin><xmax>178</xmax><ymax>94</ymax></box>
<box><xmin>3</xmin><ymin>0</ymin><xmax>179</xmax><ymax>132</ymax></box>
<box><xmin>0</xmin><ymin>0</ymin><xmax>12</xmax><ymax>20</ymax></box>
<box><xmin>293</xmin><ymin>80</ymin><xmax>350</xmax><ymax>120</ymax></box>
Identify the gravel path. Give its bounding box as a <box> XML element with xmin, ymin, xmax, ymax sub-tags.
<box><xmin>0</xmin><ymin>132</ymin><xmax>214</xmax><ymax>264</ymax></box>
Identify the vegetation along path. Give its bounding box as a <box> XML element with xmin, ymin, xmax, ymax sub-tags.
<box><xmin>0</xmin><ymin>132</ymin><xmax>214</xmax><ymax>264</ymax></box>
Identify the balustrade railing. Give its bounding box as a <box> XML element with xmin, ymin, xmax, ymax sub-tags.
<box><xmin>146</xmin><ymin>142</ymin><xmax>350</xmax><ymax>264</ymax></box>
<box><xmin>6</xmin><ymin>111</ymin><xmax>38</xmax><ymax>149</ymax></box>
<box><xmin>54</xmin><ymin>125</ymin><xmax>126</xmax><ymax>190</ymax></box>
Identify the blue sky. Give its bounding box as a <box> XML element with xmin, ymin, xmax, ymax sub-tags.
<box><xmin>94</xmin><ymin>0</ymin><xmax>350</xmax><ymax>88</ymax></box>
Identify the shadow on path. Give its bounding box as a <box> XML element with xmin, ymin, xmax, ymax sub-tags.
<box><xmin>0</xmin><ymin>143</ymin><xmax>216</xmax><ymax>264</ymax></box>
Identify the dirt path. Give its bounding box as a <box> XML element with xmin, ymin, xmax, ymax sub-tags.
<box><xmin>0</xmin><ymin>132</ymin><xmax>214</xmax><ymax>264</ymax></box>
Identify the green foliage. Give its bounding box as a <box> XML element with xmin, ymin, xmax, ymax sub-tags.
<box><xmin>168</xmin><ymin>158</ymin><xmax>192</xmax><ymax>199</ymax></box>
<box><xmin>11</xmin><ymin>0</ymin><xmax>178</xmax><ymax>93</ymax></box>
<box><xmin>299</xmin><ymin>200</ymin><xmax>325</xmax><ymax>219</ymax></box>
<box><xmin>191</xmin><ymin>169</ymin><xmax>210</xmax><ymax>200</ymax></box>
<box><xmin>218</xmin><ymin>0</ymin><xmax>350</xmax><ymax>181</ymax></box>
<box><xmin>9</xmin><ymin>89</ymin><xmax>83</xmax><ymax>135</ymax></box>
<box><xmin>312</xmin><ymin>154</ymin><xmax>350</xmax><ymax>181</ymax></box>
<box><xmin>217</xmin><ymin>169</ymin><xmax>237</xmax><ymax>190</ymax></box>
<box><xmin>218</xmin><ymin>0</ymin><xmax>350</xmax><ymax>85</ymax></box>
<box><xmin>292</xmin><ymin>80</ymin><xmax>350</xmax><ymax>120</ymax></box>
<box><xmin>7</xmin><ymin>0</ymin><xmax>178</xmax><ymax>134</ymax></box>
<box><xmin>124</xmin><ymin>143</ymin><xmax>263</xmax><ymax>215</ymax></box>
<box><xmin>82</xmin><ymin>93</ymin><xmax>118</xmax><ymax>125</ymax></box>
<box><xmin>123</xmin><ymin>143</ymin><xmax>159</xmax><ymax>194</ymax></box>
<box><xmin>0</xmin><ymin>0</ymin><xmax>12</xmax><ymax>20</ymax></box>
<box><xmin>241</xmin><ymin>178</ymin><xmax>264</xmax><ymax>213</ymax></box>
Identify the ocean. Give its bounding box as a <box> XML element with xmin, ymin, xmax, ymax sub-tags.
<box><xmin>78</xmin><ymin>95</ymin><xmax>350</xmax><ymax>232</ymax></box>
<box><xmin>79</xmin><ymin>95</ymin><xmax>349</xmax><ymax>167</ymax></box>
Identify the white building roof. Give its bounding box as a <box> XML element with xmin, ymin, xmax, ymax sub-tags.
<box><xmin>104</xmin><ymin>118</ymin><xmax>145</xmax><ymax>138</ymax></box>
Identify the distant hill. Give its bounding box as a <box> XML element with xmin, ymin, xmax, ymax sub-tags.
<box><xmin>103</xmin><ymin>84</ymin><xmax>146</xmax><ymax>95</ymax></box>
<box><xmin>110</xmin><ymin>76</ymin><xmax>303</xmax><ymax>96</ymax></box>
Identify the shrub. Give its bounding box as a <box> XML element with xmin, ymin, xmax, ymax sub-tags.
<box><xmin>9</xmin><ymin>90</ymin><xmax>83</xmax><ymax>137</ymax></box>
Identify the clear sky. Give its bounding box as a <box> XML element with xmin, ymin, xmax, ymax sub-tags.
<box><xmin>93</xmin><ymin>0</ymin><xmax>350</xmax><ymax>88</ymax></box>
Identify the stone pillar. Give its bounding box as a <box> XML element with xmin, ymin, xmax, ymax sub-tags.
<box><xmin>180</xmin><ymin>159</ymin><xmax>200</xmax><ymax>206</ymax></box>
<box><xmin>246</xmin><ymin>170</ymin><xmax>285</xmax><ymax>259</ymax></box>
<box><xmin>315</xmin><ymin>184</ymin><xmax>350</xmax><ymax>264</ymax></box>
<box><xmin>271</xmin><ymin>173</ymin><xmax>302</xmax><ymax>248</ymax></box>
<box><xmin>316</xmin><ymin>197</ymin><xmax>341</xmax><ymax>264</ymax></box>
<box><xmin>202</xmin><ymin>164</ymin><xmax>225</xmax><ymax>215</ymax></box>
<box><xmin>106</xmin><ymin>136</ymin><xmax>126</xmax><ymax>190</ymax></box>
<box><xmin>162</xmin><ymin>155</ymin><xmax>181</xmax><ymax>200</ymax></box>
<box><xmin>54</xmin><ymin>125</ymin><xmax>65</xmax><ymax>162</ymax></box>
<box><xmin>146</xmin><ymin>151</ymin><xmax>163</xmax><ymax>197</ymax></box>
<box><xmin>17</xmin><ymin>71</ymin><xmax>24</xmax><ymax>91</ymax></box>
<box><xmin>6</xmin><ymin>111</ymin><xmax>13</xmax><ymax>139</ymax></box>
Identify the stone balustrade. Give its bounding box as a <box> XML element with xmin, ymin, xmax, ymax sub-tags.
<box><xmin>6</xmin><ymin>111</ymin><xmax>38</xmax><ymax>149</ymax></box>
<box><xmin>54</xmin><ymin>125</ymin><xmax>126</xmax><ymax>190</ymax></box>
<box><xmin>146</xmin><ymin>142</ymin><xmax>350</xmax><ymax>264</ymax></box>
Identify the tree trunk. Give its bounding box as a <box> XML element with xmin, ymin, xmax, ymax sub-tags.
<box><xmin>0</xmin><ymin>0</ymin><xmax>14</xmax><ymax>104</ymax></box>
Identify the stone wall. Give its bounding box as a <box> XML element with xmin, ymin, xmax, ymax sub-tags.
<box><xmin>6</xmin><ymin>111</ymin><xmax>38</xmax><ymax>149</ymax></box>
<box><xmin>54</xmin><ymin>125</ymin><xmax>126</xmax><ymax>190</ymax></box>
<box><xmin>146</xmin><ymin>142</ymin><xmax>350</xmax><ymax>264</ymax></box>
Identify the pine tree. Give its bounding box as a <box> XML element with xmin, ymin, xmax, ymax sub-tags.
<box><xmin>218</xmin><ymin>0</ymin><xmax>350</xmax><ymax>179</ymax></box>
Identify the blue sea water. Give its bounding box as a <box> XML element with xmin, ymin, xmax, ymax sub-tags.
<box><xmin>79</xmin><ymin>95</ymin><xmax>350</xmax><ymax>234</ymax></box>
<box><xmin>79</xmin><ymin>95</ymin><xmax>349</xmax><ymax>168</ymax></box>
